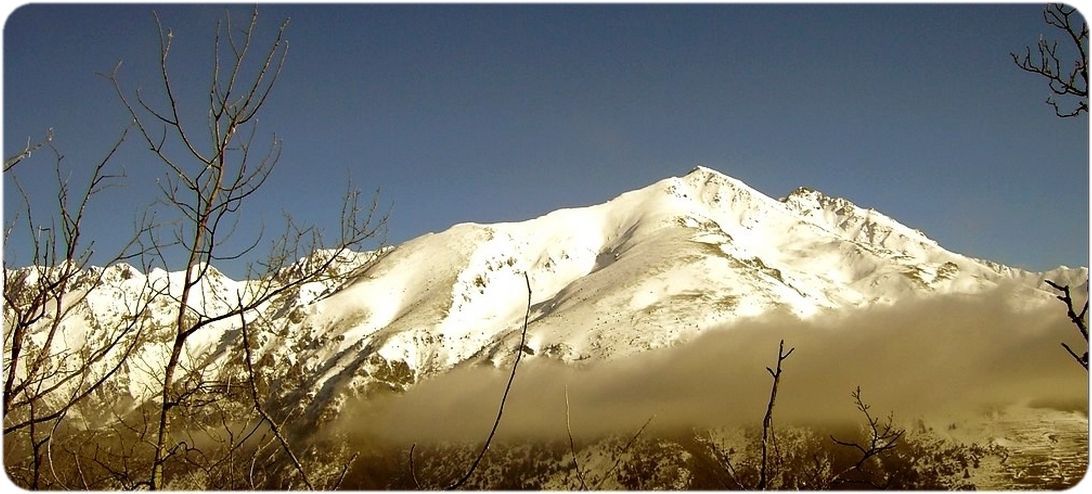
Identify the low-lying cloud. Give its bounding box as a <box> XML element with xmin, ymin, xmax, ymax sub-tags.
<box><xmin>337</xmin><ymin>286</ymin><xmax>1087</xmax><ymax>445</ymax></box>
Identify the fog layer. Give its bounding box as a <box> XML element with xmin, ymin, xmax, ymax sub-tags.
<box><xmin>339</xmin><ymin>287</ymin><xmax>1087</xmax><ymax>444</ymax></box>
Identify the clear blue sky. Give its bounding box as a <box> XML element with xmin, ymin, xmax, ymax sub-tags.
<box><xmin>4</xmin><ymin>4</ymin><xmax>1088</xmax><ymax>276</ymax></box>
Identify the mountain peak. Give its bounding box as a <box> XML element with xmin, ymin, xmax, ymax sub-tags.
<box><xmin>8</xmin><ymin>161</ymin><xmax>1082</xmax><ymax>434</ymax></box>
<box><xmin>686</xmin><ymin>165</ymin><xmax>721</xmax><ymax>177</ymax></box>
<box><xmin>677</xmin><ymin>165</ymin><xmax>761</xmax><ymax>194</ymax></box>
<box><xmin>662</xmin><ymin>165</ymin><xmax>778</xmax><ymax>216</ymax></box>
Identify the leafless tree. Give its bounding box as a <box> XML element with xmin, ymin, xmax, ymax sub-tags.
<box><xmin>101</xmin><ymin>8</ymin><xmax>386</xmax><ymax>489</ymax></box>
<box><xmin>707</xmin><ymin>339</ymin><xmax>794</xmax><ymax>490</ymax></box>
<box><xmin>237</xmin><ymin>295</ymin><xmax>315</xmax><ymax>490</ymax></box>
<box><xmin>1045</xmin><ymin>279</ymin><xmax>1089</xmax><ymax>370</ymax></box>
<box><xmin>707</xmin><ymin>377</ymin><xmax>904</xmax><ymax>490</ymax></box>
<box><xmin>3</xmin><ymin>128</ymin><xmax>162</xmax><ymax>488</ymax></box>
<box><xmin>827</xmin><ymin>386</ymin><xmax>904</xmax><ymax>489</ymax></box>
<box><xmin>1012</xmin><ymin>4</ymin><xmax>1088</xmax><ymax>117</ymax></box>
<box><xmin>758</xmin><ymin>339</ymin><xmax>793</xmax><ymax>490</ymax></box>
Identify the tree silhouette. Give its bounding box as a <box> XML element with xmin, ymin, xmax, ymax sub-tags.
<box><xmin>1012</xmin><ymin>4</ymin><xmax>1088</xmax><ymax>118</ymax></box>
<box><xmin>101</xmin><ymin>8</ymin><xmax>386</xmax><ymax>489</ymax></box>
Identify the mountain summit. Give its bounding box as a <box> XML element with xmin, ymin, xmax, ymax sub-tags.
<box><xmin>7</xmin><ymin>165</ymin><xmax>1086</xmax><ymax>419</ymax></box>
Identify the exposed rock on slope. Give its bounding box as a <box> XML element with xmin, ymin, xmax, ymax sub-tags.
<box><xmin>6</xmin><ymin>166</ymin><xmax>1086</xmax><ymax>422</ymax></box>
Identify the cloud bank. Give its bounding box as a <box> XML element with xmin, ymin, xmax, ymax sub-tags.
<box><xmin>338</xmin><ymin>288</ymin><xmax>1087</xmax><ymax>444</ymax></box>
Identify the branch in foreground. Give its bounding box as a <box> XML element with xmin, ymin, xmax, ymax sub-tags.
<box><xmin>416</xmin><ymin>272</ymin><xmax>532</xmax><ymax>490</ymax></box>
<box><xmin>758</xmin><ymin>339</ymin><xmax>794</xmax><ymax>490</ymax></box>
<box><xmin>444</xmin><ymin>273</ymin><xmax>531</xmax><ymax>489</ymax></box>
<box><xmin>3</xmin><ymin>129</ymin><xmax>53</xmax><ymax>172</ymax></box>
<box><xmin>238</xmin><ymin>299</ymin><xmax>313</xmax><ymax>490</ymax></box>
<box><xmin>590</xmin><ymin>415</ymin><xmax>655</xmax><ymax>490</ymax></box>
<box><xmin>564</xmin><ymin>385</ymin><xmax>588</xmax><ymax>490</ymax></box>
<box><xmin>1011</xmin><ymin>4</ymin><xmax>1089</xmax><ymax>118</ymax></box>
<box><xmin>1046</xmin><ymin>279</ymin><xmax>1089</xmax><ymax>370</ymax></box>
<box><xmin>828</xmin><ymin>386</ymin><xmax>904</xmax><ymax>488</ymax></box>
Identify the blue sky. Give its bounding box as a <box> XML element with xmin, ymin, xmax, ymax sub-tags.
<box><xmin>4</xmin><ymin>4</ymin><xmax>1088</xmax><ymax>275</ymax></box>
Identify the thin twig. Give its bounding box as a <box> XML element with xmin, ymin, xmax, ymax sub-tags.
<box><xmin>828</xmin><ymin>387</ymin><xmax>903</xmax><ymax>487</ymax></box>
<box><xmin>239</xmin><ymin>302</ymin><xmax>314</xmax><ymax>490</ymax></box>
<box><xmin>444</xmin><ymin>272</ymin><xmax>532</xmax><ymax>490</ymax></box>
<box><xmin>1046</xmin><ymin>279</ymin><xmax>1089</xmax><ymax>370</ymax></box>
<box><xmin>591</xmin><ymin>415</ymin><xmax>655</xmax><ymax>490</ymax></box>
<box><xmin>565</xmin><ymin>385</ymin><xmax>588</xmax><ymax>490</ymax></box>
<box><xmin>331</xmin><ymin>452</ymin><xmax>359</xmax><ymax>490</ymax></box>
<box><xmin>1011</xmin><ymin>4</ymin><xmax>1088</xmax><ymax>117</ymax></box>
<box><xmin>759</xmin><ymin>339</ymin><xmax>793</xmax><ymax>490</ymax></box>
<box><xmin>408</xmin><ymin>443</ymin><xmax>422</xmax><ymax>489</ymax></box>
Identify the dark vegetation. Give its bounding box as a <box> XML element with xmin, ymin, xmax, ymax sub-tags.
<box><xmin>326</xmin><ymin>427</ymin><xmax>999</xmax><ymax>490</ymax></box>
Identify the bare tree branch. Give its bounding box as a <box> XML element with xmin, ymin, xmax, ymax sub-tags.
<box><xmin>758</xmin><ymin>339</ymin><xmax>793</xmax><ymax>490</ymax></box>
<box><xmin>407</xmin><ymin>443</ymin><xmax>422</xmax><ymax>489</ymax></box>
<box><xmin>237</xmin><ymin>298</ymin><xmax>313</xmax><ymax>490</ymax></box>
<box><xmin>828</xmin><ymin>386</ymin><xmax>904</xmax><ymax>488</ymax></box>
<box><xmin>564</xmin><ymin>385</ymin><xmax>589</xmax><ymax>490</ymax></box>
<box><xmin>97</xmin><ymin>9</ymin><xmax>386</xmax><ymax>488</ymax></box>
<box><xmin>3</xmin><ymin>129</ymin><xmax>53</xmax><ymax>172</ymax></box>
<box><xmin>707</xmin><ymin>442</ymin><xmax>746</xmax><ymax>489</ymax></box>
<box><xmin>331</xmin><ymin>452</ymin><xmax>359</xmax><ymax>490</ymax></box>
<box><xmin>1046</xmin><ymin>279</ymin><xmax>1089</xmax><ymax>370</ymax></box>
<box><xmin>590</xmin><ymin>414</ymin><xmax>655</xmax><ymax>490</ymax></box>
<box><xmin>1012</xmin><ymin>4</ymin><xmax>1089</xmax><ymax>117</ymax></box>
<box><xmin>444</xmin><ymin>272</ymin><xmax>532</xmax><ymax>490</ymax></box>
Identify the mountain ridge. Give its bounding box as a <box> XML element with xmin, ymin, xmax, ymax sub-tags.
<box><xmin>5</xmin><ymin>165</ymin><xmax>1086</xmax><ymax>422</ymax></box>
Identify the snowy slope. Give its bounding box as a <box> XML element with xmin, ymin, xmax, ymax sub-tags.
<box><xmin>5</xmin><ymin>165</ymin><xmax>1086</xmax><ymax>420</ymax></box>
<box><xmin>296</xmin><ymin>166</ymin><xmax>1080</xmax><ymax>372</ymax></box>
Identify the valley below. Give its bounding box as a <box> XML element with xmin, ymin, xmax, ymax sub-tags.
<box><xmin>971</xmin><ymin>406</ymin><xmax>1087</xmax><ymax>489</ymax></box>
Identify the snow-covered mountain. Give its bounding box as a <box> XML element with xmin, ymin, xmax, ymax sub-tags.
<box><xmin>5</xmin><ymin>165</ymin><xmax>1086</xmax><ymax>422</ymax></box>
